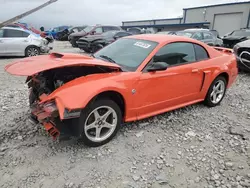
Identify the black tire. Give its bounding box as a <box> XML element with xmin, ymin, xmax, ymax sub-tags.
<box><xmin>92</xmin><ymin>44</ymin><xmax>104</xmax><ymax>53</ymax></box>
<box><xmin>25</xmin><ymin>46</ymin><xmax>40</xmax><ymax>57</ymax></box>
<box><xmin>79</xmin><ymin>99</ymin><xmax>122</xmax><ymax>147</ymax></box>
<box><xmin>204</xmin><ymin>76</ymin><xmax>227</xmax><ymax>107</ymax></box>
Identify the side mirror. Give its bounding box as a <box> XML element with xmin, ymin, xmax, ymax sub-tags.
<box><xmin>90</xmin><ymin>31</ymin><xmax>96</xmax><ymax>35</ymax></box>
<box><xmin>147</xmin><ymin>62</ymin><xmax>168</xmax><ymax>72</ymax></box>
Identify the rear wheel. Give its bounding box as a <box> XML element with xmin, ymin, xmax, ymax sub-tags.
<box><xmin>25</xmin><ymin>46</ymin><xmax>40</xmax><ymax>57</ymax></box>
<box><xmin>79</xmin><ymin>99</ymin><xmax>122</xmax><ymax>147</ymax></box>
<box><xmin>204</xmin><ymin>76</ymin><xmax>227</xmax><ymax>107</ymax></box>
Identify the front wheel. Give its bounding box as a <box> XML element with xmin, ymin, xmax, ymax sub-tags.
<box><xmin>79</xmin><ymin>99</ymin><xmax>122</xmax><ymax>147</ymax></box>
<box><xmin>204</xmin><ymin>76</ymin><xmax>227</xmax><ymax>107</ymax></box>
<box><xmin>92</xmin><ymin>44</ymin><xmax>104</xmax><ymax>53</ymax></box>
<box><xmin>25</xmin><ymin>46</ymin><xmax>40</xmax><ymax>57</ymax></box>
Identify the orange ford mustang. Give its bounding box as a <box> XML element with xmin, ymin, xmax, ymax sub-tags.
<box><xmin>5</xmin><ymin>34</ymin><xmax>238</xmax><ymax>147</ymax></box>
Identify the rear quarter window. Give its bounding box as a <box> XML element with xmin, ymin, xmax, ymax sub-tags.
<box><xmin>194</xmin><ymin>44</ymin><xmax>209</xmax><ymax>61</ymax></box>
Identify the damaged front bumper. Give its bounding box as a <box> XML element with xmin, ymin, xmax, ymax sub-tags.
<box><xmin>30</xmin><ymin>101</ymin><xmax>60</xmax><ymax>140</ymax></box>
<box><xmin>29</xmin><ymin>99</ymin><xmax>82</xmax><ymax>140</ymax></box>
<box><xmin>40</xmin><ymin>45</ymin><xmax>53</xmax><ymax>54</ymax></box>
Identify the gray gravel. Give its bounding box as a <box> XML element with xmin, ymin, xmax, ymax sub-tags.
<box><xmin>0</xmin><ymin>41</ymin><xmax>249</xmax><ymax>188</ymax></box>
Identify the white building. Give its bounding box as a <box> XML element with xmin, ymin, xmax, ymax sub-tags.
<box><xmin>122</xmin><ymin>1</ymin><xmax>250</xmax><ymax>36</ymax></box>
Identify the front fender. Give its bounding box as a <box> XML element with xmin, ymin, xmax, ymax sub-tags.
<box><xmin>41</xmin><ymin>74</ymin><xmax>128</xmax><ymax>119</ymax></box>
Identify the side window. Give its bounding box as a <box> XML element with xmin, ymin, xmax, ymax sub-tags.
<box><xmin>192</xmin><ymin>32</ymin><xmax>203</xmax><ymax>40</ymax></box>
<box><xmin>22</xmin><ymin>31</ymin><xmax>30</xmax><ymax>37</ymax></box>
<box><xmin>103</xmin><ymin>27</ymin><xmax>111</xmax><ymax>32</ymax></box>
<box><xmin>110</xmin><ymin>26</ymin><xmax>120</xmax><ymax>31</ymax></box>
<box><xmin>203</xmin><ymin>32</ymin><xmax>213</xmax><ymax>40</ymax></box>
<box><xmin>4</xmin><ymin>29</ymin><xmax>29</xmax><ymax>38</ymax></box>
<box><xmin>154</xmin><ymin>42</ymin><xmax>196</xmax><ymax>66</ymax></box>
<box><xmin>94</xmin><ymin>27</ymin><xmax>103</xmax><ymax>33</ymax></box>
<box><xmin>0</xmin><ymin>29</ymin><xmax>4</xmax><ymax>37</ymax></box>
<box><xmin>194</xmin><ymin>44</ymin><xmax>209</xmax><ymax>61</ymax></box>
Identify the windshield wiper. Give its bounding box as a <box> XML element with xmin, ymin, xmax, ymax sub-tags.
<box><xmin>99</xmin><ymin>55</ymin><xmax>117</xmax><ymax>64</ymax></box>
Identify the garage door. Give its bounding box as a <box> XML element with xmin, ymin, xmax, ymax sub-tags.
<box><xmin>213</xmin><ymin>13</ymin><xmax>243</xmax><ymax>36</ymax></box>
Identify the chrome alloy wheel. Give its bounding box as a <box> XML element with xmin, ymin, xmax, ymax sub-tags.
<box><xmin>210</xmin><ymin>80</ymin><xmax>226</xmax><ymax>104</ymax></box>
<box><xmin>27</xmin><ymin>47</ymin><xmax>39</xmax><ymax>56</ymax></box>
<box><xmin>84</xmin><ymin>106</ymin><xmax>118</xmax><ymax>142</ymax></box>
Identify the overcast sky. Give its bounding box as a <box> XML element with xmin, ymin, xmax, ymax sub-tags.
<box><xmin>0</xmin><ymin>0</ymin><xmax>243</xmax><ymax>29</ymax></box>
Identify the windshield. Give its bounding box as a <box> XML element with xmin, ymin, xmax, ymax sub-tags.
<box><xmin>94</xmin><ymin>38</ymin><xmax>158</xmax><ymax>71</ymax></box>
<box><xmin>176</xmin><ymin>31</ymin><xmax>193</xmax><ymax>38</ymax></box>
<box><xmin>231</xmin><ymin>30</ymin><xmax>250</xmax><ymax>37</ymax></box>
<box><xmin>51</xmin><ymin>27</ymin><xmax>59</xmax><ymax>32</ymax></box>
<box><xmin>83</xmin><ymin>26</ymin><xmax>94</xmax><ymax>33</ymax></box>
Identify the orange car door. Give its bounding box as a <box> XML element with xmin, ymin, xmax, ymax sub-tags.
<box><xmin>135</xmin><ymin>42</ymin><xmax>205</xmax><ymax>119</ymax></box>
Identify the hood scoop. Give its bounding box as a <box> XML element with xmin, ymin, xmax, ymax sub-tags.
<box><xmin>49</xmin><ymin>53</ymin><xmax>93</xmax><ymax>60</ymax></box>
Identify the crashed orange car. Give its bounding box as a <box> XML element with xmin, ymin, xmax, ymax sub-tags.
<box><xmin>5</xmin><ymin>34</ymin><xmax>238</xmax><ymax>147</ymax></box>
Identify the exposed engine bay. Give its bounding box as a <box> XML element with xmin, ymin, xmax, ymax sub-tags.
<box><xmin>26</xmin><ymin>66</ymin><xmax>116</xmax><ymax>105</ymax></box>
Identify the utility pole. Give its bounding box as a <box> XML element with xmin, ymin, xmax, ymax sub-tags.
<box><xmin>0</xmin><ymin>0</ymin><xmax>58</xmax><ymax>28</ymax></box>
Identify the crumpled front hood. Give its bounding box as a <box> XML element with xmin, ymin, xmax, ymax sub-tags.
<box><xmin>5</xmin><ymin>53</ymin><xmax>121</xmax><ymax>76</ymax></box>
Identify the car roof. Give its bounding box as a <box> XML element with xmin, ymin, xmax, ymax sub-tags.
<box><xmin>1</xmin><ymin>26</ymin><xmax>27</xmax><ymax>31</ymax></box>
<box><xmin>126</xmin><ymin>34</ymin><xmax>203</xmax><ymax>44</ymax></box>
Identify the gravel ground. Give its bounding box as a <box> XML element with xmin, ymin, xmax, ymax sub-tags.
<box><xmin>0</xmin><ymin>41</ymin><xmax>249</xmax><ymax>188</ymax></box>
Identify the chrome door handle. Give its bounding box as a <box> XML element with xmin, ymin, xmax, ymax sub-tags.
<box><xmin>192</xmin><ymin>69</ymin><xmax>200</xmax><ymax>73</ymax></box>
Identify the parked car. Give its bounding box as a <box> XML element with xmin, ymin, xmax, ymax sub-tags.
<box><xmin>57</xmin><ymin>26</ymin><xmax>87</xmax><ymax>41</ymax></box>
<box><xmin>43</xmin><ymin>26</ymin><xmax>70</xmax><ymax>39</ymax></box>
<box><xmin>0</xmin><ymin>27</ymin><xmax>52</xmax><ymax>57</ymax></box>
<box><xmin>233</xmin><ymin>39</ymin><xmax>250</xmax><ymax>72</ymax></box>
<box><xmin>5</xmin><ymin>34</ymin><xmax>238</xmax><ymax>147</ymax></box>
<box><xmin>6</xmin><ymin>23</ymin><xmax>44</xmax><ymax>36</ymax></box>
<box><xmin>223</xmin><ymin>29</ymin><xmax>250</xmax><ymax>48</ymax></box>
<box><xmin>176</xmin><ymin>29</ymin><xmax>223</xmax><ymax>46</ymax></box>
<box><xmin>68</xmin><ymin>25</ymin><xmax>122</xmax><ymax>47</ymax></box>
<box><xmin>77</xmin><ymin>30</ymin><xmax>132</xmax><ymax>53</ymax></box>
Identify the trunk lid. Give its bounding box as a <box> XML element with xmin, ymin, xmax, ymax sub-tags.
<box><xmin>5</xmin><ymin>53</ymin><xmax>121</xmax><ymax>76</ymax></box>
